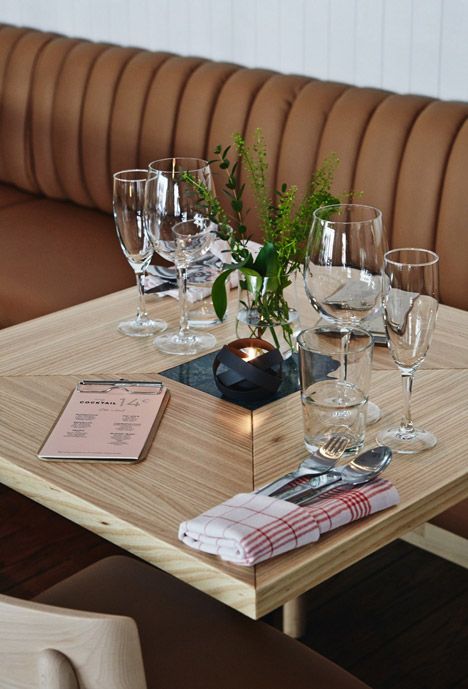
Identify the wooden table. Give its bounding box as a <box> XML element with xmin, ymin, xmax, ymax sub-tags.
<box><xmin>0</xmin><ymin>288</ymin><xmax>467</xmax><ymax>620</ymax></box>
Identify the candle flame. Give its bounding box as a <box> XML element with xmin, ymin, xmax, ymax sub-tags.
<box><xmin>243</xmin><ymin>347</ymin><xmax>262</xmax><ymax>362</ymax></box>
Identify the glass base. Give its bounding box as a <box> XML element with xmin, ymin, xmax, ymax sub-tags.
<box><xmin>118</xmin><ymin>318</ymin><xmax>167</xmax><ymax>337</ymax></box>
<box><xmin>366</xmin><ymin>400</ymin><xmax>382</xmax><ymax>425</ymax></box>
<box><xmin>376</xmin><ymin>426</ymin><xmax>437</xmax><ymax>454</ymax></box>
<box><xmin>154</xmin><ymin>329</ymin><xmax>216</xmax><ymax>355</ymax></box>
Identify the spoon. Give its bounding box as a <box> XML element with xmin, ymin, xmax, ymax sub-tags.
<box><xmin>276</xmin><ymin>446</ymin><xmax>392</xmax><ymax>505</ymax></box>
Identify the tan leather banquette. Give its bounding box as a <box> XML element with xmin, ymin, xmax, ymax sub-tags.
<box><xmin>0</xmin><ymin>24</ymin><xmax>466</xmax><ymax>539</ymax></box>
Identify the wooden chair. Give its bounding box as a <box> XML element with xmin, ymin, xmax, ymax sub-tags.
<box><xmin>0</xmin><ymin>594</ymin><xmax>146</xmax><ymax>689</ymax></box>
<box><xmin>0</xmin><ymin>556</ymin><xmax>372</xmax><ymax>689</ymax></box>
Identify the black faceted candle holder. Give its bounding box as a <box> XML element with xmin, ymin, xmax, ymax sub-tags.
<box><xmin>213</xmin><ymin>338</ymin><xmax>283</xmax><ymax>403</ymax></box>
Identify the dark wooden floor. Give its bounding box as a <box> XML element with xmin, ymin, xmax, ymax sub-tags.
<box><xmin>1</xmin><ymin>483</ymin><xmax>467</xmax><ymax>689</ymax></box>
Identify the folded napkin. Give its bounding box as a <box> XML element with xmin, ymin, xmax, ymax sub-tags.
<box><xmin>179</xmin><ymin>478</ymin><xmax>399</xmax><ymax>566</ymax></box>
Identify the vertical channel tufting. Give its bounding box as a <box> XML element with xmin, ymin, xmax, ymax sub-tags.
<box><xmin>316</xmin><ymin>87</ymin><xmax>389</xmax><ymax>204</ymax></box>
<box><xmin>207</xmin><ymin>67</ymin><xmax>272</xmax><ymax>226</ymax></box>
<box><xmin>392</xmin><ymin>100</ymin><xmax>468</xmax><ymax>251</ymax></box>
<box><xmin>51</xmin><ymin>40</ymin><xmax>109</xmax><ymax>207</ymax></box>
<box><xmin>139</xmin><ymin>56</ymin><xmax>206</xmax><ymax>166</ymax></box>
<box><xmin>81</xmin><ymin>45</ymin><xmax>141</xmax><ymax>211</ymax></box>
<box><xmin>436</xmin><ymin>119</ymin><xmax>468</xmax><ymax>309</ymax></box>
<box><xmin>352</xmin><ymin>93</ymin><xmax>430</xmax><ymax>244</ymax></box>
<box><xmin>0</xmin><ymin>28</ymin><xmax>55</xmax><ymax>192</ymax></box>
<box><xmin>30</xmin><ymin>37</ymin><xmax>81</xmax><ymax>199</ymax></box>
<box><xmin>240</xmin><ymin>74</ymin><xmax>309</xmax><ymax>239</ymax></box>
<box><xmin>0</xmin><ymin>24</ymin><xmax>468</xmax><ymax>312</ymax></box>
<box><xmin>110</xmin><ymin>51</ymin><xmax>173</xmax><ymax>176</ymax></box>
<box><xmin>276</xmin><ymin>80</ymin><xmax>347</xmax><ymax>198</ymax></box>
<box><xmin>0</xmin><ymin>26</ymin><xmax>29</xmax><ymax>180</ymax></box>
<box><xmin>172</xmin><ymin>61</ymin><xmax>239</xmax><ymax>159</ymax></box>
<box><xmin>207</xmin><ymin>68</ymin><xmax>272</xmax><ymax>156</ymax></box>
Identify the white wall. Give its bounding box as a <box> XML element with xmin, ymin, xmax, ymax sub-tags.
<box><xmin>1</xmin><ymin>0</ymin><xmax>467</xmax><ymax>101</ymax></box>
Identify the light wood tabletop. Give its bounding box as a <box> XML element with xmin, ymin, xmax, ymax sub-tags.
<box><xmin>1</xmin><ymin>287</ymin><xmax>467</xmax><ymax>618</ymax></box>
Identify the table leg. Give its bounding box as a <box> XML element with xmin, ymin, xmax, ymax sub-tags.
<box><xmin>282</xmin><ymin>594</ymin><xmax>307</xmax><ymax>637</ymax></box>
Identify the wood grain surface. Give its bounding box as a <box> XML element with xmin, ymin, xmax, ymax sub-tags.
<box><xmin>0</xmin><ymin>287</ymin><xmax>467</xmax><ymax>617</ymax></box>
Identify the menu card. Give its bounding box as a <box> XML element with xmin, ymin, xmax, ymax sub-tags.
<box><xmin>38</xmin><ymin>380</ymin><xmax>170</xmax><ymax>463</ymax></box>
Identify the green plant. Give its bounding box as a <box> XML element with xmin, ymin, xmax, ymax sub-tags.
<box><xmin>184</xmin><ymin>128</ymin><xmax>341</xmax><ymax>350</ymax></box>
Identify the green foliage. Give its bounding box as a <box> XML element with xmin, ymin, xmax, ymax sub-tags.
<box><xmin>182</xmin><ymin>129</ymin><xmax>341</xmax><ymax>347</ymax></box>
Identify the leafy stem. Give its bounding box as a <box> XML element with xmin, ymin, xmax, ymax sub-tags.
<box><xmin>182</xmin><ymin>128</ymin><xmax>342</xmax><ymax>352</ymax></box>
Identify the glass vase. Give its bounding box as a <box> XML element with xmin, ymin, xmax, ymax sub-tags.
<box><xmin>235</xmin><ymin>276</ymin><xmax>300</xmax><ymax>359</ymax></box>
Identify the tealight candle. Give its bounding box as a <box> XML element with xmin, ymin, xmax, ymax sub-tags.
<box><xmin>212</xmin><ymin>338</ymin><xmax>283</xmax><ymax>403</ymax></box>
<box><xmin>242</xmin><ymin>346</ymin><xmax>264</xmax><ymax>361</ymax></box>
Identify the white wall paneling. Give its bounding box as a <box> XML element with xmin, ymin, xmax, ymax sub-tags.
<box><xmin>410</xmin><ymin>0</ymin><xmax>442</xmax><ymax>98</ymax></box>
<box><xmin>439</xmin><ymin>0</ymin><xmax>468</xmax><ymax>100</ymax></box>
<box><xmin>1</xmin><ymin>0</ymin><xmax>467</xmax><ymax>101</ymax></box>
<box><xmin>354</xmin><ymin>0</ymin><xmax>384</xmax><ymax>89</ymax></box>
<box><xmin>382</xmin><ymin>0</ymin><xmax>412</xmax><ymax>94</ymax></box>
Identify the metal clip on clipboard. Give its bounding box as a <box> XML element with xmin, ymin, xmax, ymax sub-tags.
<box><xmin>77</xmin><ymin>379</ymin><xmax>165</xmax><ymax>395</ymax></box>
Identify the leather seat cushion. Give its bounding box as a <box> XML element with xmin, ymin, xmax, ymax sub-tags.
<box><xmin>0</xmin><ymin>192</ymin><xmax>133</xmax><ymax>327</ymax></box>
<box><xmin>35</xmin><ymin>555</ymin><xmax>372</xmax><ymax>689</ymax></box>
<box><xmin>0</xmin><ymin>184</ymin><xmax>37</xmax><ymax>209</ymax></box>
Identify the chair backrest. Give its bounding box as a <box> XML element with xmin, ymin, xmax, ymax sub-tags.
<box><xmin>0</xmin><ymin>594</ymin><xmax>147</xmax><ymax>689</ymax></box>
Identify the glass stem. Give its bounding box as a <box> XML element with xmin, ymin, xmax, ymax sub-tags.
<box><xmin>340</xmin><ymin>329</ymin><xmax>351</xmax><ymax>383</ymax></box>
<box><xmin>135</xmin><ymin>272</ymin><xmax>148</xmax><ymax>323</ymax></box>
<box><xmin>177</xmin><ymin>264</ymin><xmax>190</xmax><ymax>339</ymax></box>
<box><xmin>400</xmin><ymin>371</ymin><xmax>415</xmax><ymax>434</ymax></box>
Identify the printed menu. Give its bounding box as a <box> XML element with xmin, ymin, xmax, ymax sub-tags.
<box><xmin>38</xmin><ymin>380</ymin><xmax>170</xmax><ymax>463</ymax></box>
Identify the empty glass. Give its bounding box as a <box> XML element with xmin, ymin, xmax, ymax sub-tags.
<box><xmin>152</xmin><ymin>219</ymin><xmax>217</xmax><ymax>355</ymax></box>
<box><xmin>145</xmin><ymin>157</ymin><xmax>218</xmax><ymax>354</ymax></box>
<box><xmin>304</xmin><ymin>204</ymin><xmax>387</xmax><ymax>423</ymax></box>
<box><xmin>298</xmin><ymin>324</ymin><xmax>373</xmax><ymax>456</ymax></box>
<box><xmin>112</xmin><ymin>170</ymin><xmax>167</xmax><ymax>337</ymax></box>
<box><xmin>377</xmin><ymin>248</ymin><xmax>439</xmax><ymax>454</ymax></box>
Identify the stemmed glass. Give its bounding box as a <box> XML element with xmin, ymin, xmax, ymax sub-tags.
<box><xmin>112</xmin><ymin>170</ymin><xmax>167</xmax><ymax>337</ymax></box>
<box><xmin>376</xmin><ymin>248</ymin><xmax>439</xmax><ymax>453</ymax></box>
<box><xmin>145</xmin><ymin>157</ymin><xmax>217</xmax><ymax>355</ymax></box>
<box><xmin>152</xmin><ymin>219</ymin><xmax>216</xmax><ymax>354</ymax></box>
<box><xmin>304</xmin><ymin>204</ymin><xmax>387</xmax><ymax>423</ymax></box>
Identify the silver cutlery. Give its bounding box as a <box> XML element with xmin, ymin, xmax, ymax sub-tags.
<box><xmin>281</xmin><ymin>445</ymin><xmax>392</xmax><ymax>506</ymax></box>
<box><xmin>256</xmin><ymin>433</ymin><xmax>350</xmax><ymax>497</ymax></box>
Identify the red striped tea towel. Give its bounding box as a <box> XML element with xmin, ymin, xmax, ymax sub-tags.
<box><xmin>178</xmin><ymin>478</ymin><xmax>399</xmax><ymax>566</ymax></box>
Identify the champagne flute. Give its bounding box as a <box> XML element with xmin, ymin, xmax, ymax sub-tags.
<box><xmin>113</xmin><ymin>170</ymin><xmax>167</xmax><ymax>337</ymax></box>
<box><xmin>304</xmin><ymin>204</ymin><xmax>387</xmax><ymax>423</ymax></box>
<box><xmin>145</xmin><ymin>157</ymin><xmax>217</xmax><ymax>355</ymax></box>
<box><xmin>377</xmin><ymin>248</ymin><xmax>439</xmax><ymax>453</ymax></box>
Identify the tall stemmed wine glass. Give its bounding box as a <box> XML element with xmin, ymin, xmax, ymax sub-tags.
<box><xmin>376</xmin><ymin>248</ymin><xmax>439</xmax><ymax>454</ymax></box>
<box><xmin>145</xmin><ymin>158</ymin><xmax>217</xmax><ymax>355</ymax></box>
<box><xmin>304</xmin><ymin>204</ymin><xmax>387</xmax><ymax>423</ymax></box>
<box><xmin>112</xmin><ymin>170</ymin><xmax>167</xmax><ymax>337</ymax></box>
<box><xmin>166</xmin><ymin>219</ymin><xmax>217</xmax><ymax>352</ymax></box>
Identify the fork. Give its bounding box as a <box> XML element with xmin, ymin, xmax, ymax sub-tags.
<box><xmin>256</xmin><ymin>433</ymin><xmax>349</xmax><ymax>497</ymax></box>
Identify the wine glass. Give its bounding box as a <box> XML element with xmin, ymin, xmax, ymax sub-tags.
<box><xmin>152</xmin><ymin>219</ymin><xmax>216</xmax><ymax>354</ymax></box>
<box><xmin>376</xmin><ymin>248</ymin><xmax>439</xmax><ymax>454</ymax></box>
<box><xmin>304</xmin><ymin>204</ymin><xmax>387</xmax><ymax>423</ymax></box>
<box><xmin>112</xmin><ymin>170</ymin><xmax>167</xmax><ymax>337</ymax></box>
<box><xmin>145</xmin><ymin>157</ymin><xmax>217</xmax><ymax>355</ymax></box>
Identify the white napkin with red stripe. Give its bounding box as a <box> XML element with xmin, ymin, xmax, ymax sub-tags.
<box><xmin>179</xmin><ymin>479</ymin><xmax>399</xmax><ymax>566</ymax></box>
